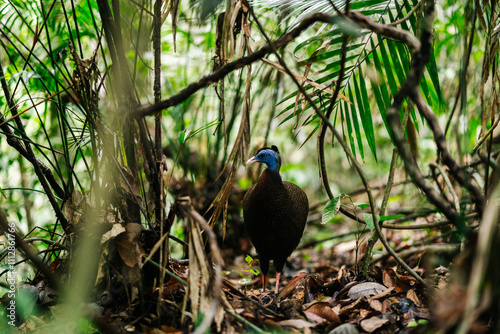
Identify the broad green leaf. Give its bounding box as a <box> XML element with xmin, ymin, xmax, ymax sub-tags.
<box><xmin>419</xmin><ymin>71</ymin><xmax>432</xmax><ymax>109</ymax></box>
<box><xmin>363</xmin><ymin>213</ymin><xmax>379</xmax><ymax>231</ymax></box>
<box><xmin>367</xmin><ymin>44</ymin><xmax>392</xmax><ymax>139</ymax></box>
<box><xmin>403</xmin><ymin>0</ymin><xmax>418</xmax><ymax>33</ymax></box>
<box><xmin>322</xmin><ymin>195</ymin><xmax>342</xmax><ymax>224</ymax></box>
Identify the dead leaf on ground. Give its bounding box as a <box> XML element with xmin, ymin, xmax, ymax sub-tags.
<box><xmin>360</xmin><ymin>316</ymin><xmax>389</xmax><ymax>332</ymax></box>
<box><xmin>278</xmin><ymin>318</ymin><xmax>316</xmax><ymax>329</ymax></box>
<box><xmin>304</xmin><ymin>302</ymin><xmax>341</xmax><ymax>324</ymax></box>
<box><xmin>347</xmin><ymin>282</ymin><xmax>387</xmax><ymax>299</ymax></box>
<box><xmin>277</xmin><ymin>272</ymin><xmax>308</xmax><ymax>300</ymax></box>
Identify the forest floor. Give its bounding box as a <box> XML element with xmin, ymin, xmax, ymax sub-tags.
<box><xmin>7</xmin><ymin>213</ymin><xmax>460</xmax><ymax>334</ymax></box>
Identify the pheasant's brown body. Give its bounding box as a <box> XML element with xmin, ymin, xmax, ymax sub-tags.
<box><xmin>243</xmin><ymin>167</ymin><xmax>308</xmax><ymax>292</ymax></box>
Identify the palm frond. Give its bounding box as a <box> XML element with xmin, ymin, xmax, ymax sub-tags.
<box><xmin>259</xmin><ymin>0</ymin><xmax>442</xmax><ymax>160</ymax></box>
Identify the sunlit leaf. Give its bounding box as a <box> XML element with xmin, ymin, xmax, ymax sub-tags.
<box><xmin>322</xmin><ymin>195</ymin><xmax>342</xmax><ymax>224</ymax></box>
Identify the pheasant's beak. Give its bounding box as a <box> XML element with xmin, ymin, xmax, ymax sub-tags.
<box><xmin>246</xmin><ymin>156</ymin><xmax>258</xmax><ymax>166</ymax></box>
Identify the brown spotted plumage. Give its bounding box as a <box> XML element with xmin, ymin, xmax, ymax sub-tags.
<box><xmin>242</xmin><ymin>145</ymin><xmax>308</xmax><ymax>294</ymax></box>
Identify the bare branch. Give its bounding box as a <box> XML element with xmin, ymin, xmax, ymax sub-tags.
<box><xmin>133</xmin><ymin>13</ymin><xmax>338</xmax><ymax>118</ymax></box>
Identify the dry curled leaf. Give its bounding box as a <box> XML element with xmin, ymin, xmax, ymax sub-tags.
<box><xmin>101</xmin><ymin>223</ymin><xmax>126</xmax><ymax>244</ymax></box>
<box><xmin>304</xmin><ymin>302</ymin><xmax>341</xmax><ymax>324</ymax></box>
<box><xmin>347</xmin><ymin>282</ymin><xmax>387</xmax><ymax>299</ymax></box>
<box><xmin>116</xmin><ymin>238</ymin><xmax>143</xmax><ymax>267</ymax></box>
<box><xmin>360</xmin><ymin>316</ymin><xmax>389</xmax><ymax>332</ymax></box>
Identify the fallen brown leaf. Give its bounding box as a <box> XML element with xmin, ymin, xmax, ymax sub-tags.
<box><xmin>304</xmin><ymin>302</ymin><xmax>341</xmax><ymax>324</ymax></box>
<box><xmin>360</xmin><ymin>316</ymin><xmax>389</xmax><ymax>332</ymax></box>
<box><xmin>347</xmin><ymin>282</ymin><xmax>387</xmax><ymax>299</ymax></box>
<box><xmin>278</xmin><ymin>319</ymin><xmax>315</xmax><ymax>329</ymax></box>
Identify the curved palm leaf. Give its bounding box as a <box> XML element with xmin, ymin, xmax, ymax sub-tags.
<box><xmin>254</xmin><ymin>0</ymin><xmax>443</xmax><ymax>160</ymax></box>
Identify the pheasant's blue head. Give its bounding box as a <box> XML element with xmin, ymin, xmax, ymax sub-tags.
<box><xmin>246</xmin><ymin>145</ymin><xmax>281</xmax><ymax>172</ymax></box>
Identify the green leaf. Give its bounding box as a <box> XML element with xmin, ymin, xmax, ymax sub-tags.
<box><xmin>425</xmin><ymin>41</ymin><xmax>443</xmax><ymax>106</ymax></box>
<box><xmin>341</xmin><ymin>102</ymin><xmax>357</xmax><ymax>158</ymax></box>
<box><xmin>386</xmin><ymin>38</ymin><xmax>407</xmax><ymax>86</ymax></box>
<box><xmin>244</xmin><ymin>254</ymin><xmax>254</xmax><ymax>266</ymax></box>
<box><xmin>366</xmin><ymin>43</ymin><xmax>392</xmax><ymax>139</ymax></box>
<box><xmin>378</xmin><ymin>38</ymin><xmax>398</xmax><ymax>97</ymax></box>
<box><xmin>363</xmin><ymin>213</ymin><xmax>379</xmax><ymax>231</ymax></box>
<box><xmin>238</xmin><ymin>277</ymin><xmax>253</xmax><ymax>284</ymax></box>
<box><xmin>355</xmin><ymin>203</ymin><xmax>370</xmax><ymax>210</ymax></box>
<box><xmin>347</xmin><ymin>85</ymin><xmax>364</xmax><ymax>160</ymax></box>
<box><xmin>322</xmin><ymin>195</ymin><xmax>342</xmax><ymax>224</ymax></box>
<box><xmin>379</xmin><ymin>214</ymin><xmax>405</xmax><ymax>221</ymax></box>
<box><xmin>359</xmin><ymin>66</ymin><xmax>377</xmax><ymax>160</ymax></box>
<box><xmin>308</xmin><ymin>42</ymin><xmax>366</xmax><ymax>63</ymax></box>
<box><xmin>179</xmin><ymin>131</ymin><xmax>187</xmax><ymax>145</ymax></box>
<box><xmin>183</xmin><ymin>118</ymin><xmax>220</xmax><ymax>143</ymax></box>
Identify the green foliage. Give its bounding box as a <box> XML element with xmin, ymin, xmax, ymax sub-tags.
<box><xmin>244</xmin><ymin>254</ymin><xmax>260</xmax><ymax>276</ymax></box>
<box><xmin>179</xmin><ymin>117</ymin><xmax>221</xmax><ymax>145</ymax></box>
<box><xmin>0</xmin><ymin>0</ymin><xmax>498</xmax><ymax>330</ymax></box>
<box><xmin>322</xmin><ymin>194</ymin><xmax>346</xmax><ymax>224</ymax></box>
<box><xmin>362</xmin><ymin>213</ymin><xmax>378</xmax><ymax>231</ymax></box>
<box><xmin>274</xmin><ymin>0</ymin><xmax>445</xmax><ymax>161</ymax></box>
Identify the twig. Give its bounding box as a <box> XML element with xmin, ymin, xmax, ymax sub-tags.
<box><xmin>382</xmin><ymin>212</ymin><xmax>478</xmax><ymax>229</ymax></box>
<box><xmin>143</xmin><ymin>257</ymin><xmax>188</xmax><ymax>287</ymax></box>
<box><xmin>0</xmin><ymin>61</ymin><xmax>69</xmax><ymax>231</ymax></box>
<box><xmin>371</xmin><ymin>243</ymin><xmax>460</xmax><ymax>264</ymax></box>
<box><xmin>414</xmin><ymin>91</ymin><xmax>485</xmax><ymax>213</ymax></box>
<box><xmin>360</xmin><ymin>107</ymin><xmax>411</xmax><ymax>277</ymax></box>
<box><xmin>222</xmin><ymin>279</ymin><xmax>283</xmax><ymax>318</ymax></box>
<box><xmin>298</xmin><ymin>230</ymin><xmax>368</xmax><ymax>250</ymax></box>
<box><xmin>389</xmin><ymin>1</ymin><xmax>421</xmax><ymax>26</ymax></box>
<box><xmin>472</xmin><ymin>117</ymin><xmax>500</xmax><ymax>154</ymax></box>
<box><xmin>228</xmin><ymin>311</ymin><xmax>264</xmax><ymax>333</ymax></box>
<box><xmin>133</xmin><ymin>12</ymin><xmax>340</xmax><ymax>118</ymax></box>
<box><xmin>429</xmin><ymin>162</ymin><xmax>461</xmax><ymax>212</ymax></box>
<box><xmin>318</xmin><ymin>34</ymin><xmax>349</xmax><ymax>200</ymax></box>
<box><xmin>457</xmin><ymin>183</ymin><xmax>500</xmax><ymax>334</ymax></box>
<box><xmin>0</xmin><ymin>211</ymin><xmax>61</xmax><ymax>289</ymax></box>
<box><xmin>179</xmin><ymin>198</ymin><xmax>223</xmax><ymax>334</ymax></box>
<box><xmin>385</xmin><ymin>14</ymin><xmax>459</xmax><ymax>227</ymax></box>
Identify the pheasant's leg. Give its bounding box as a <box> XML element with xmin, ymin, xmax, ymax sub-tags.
<box><xmin>275</xmin><ymin>272</ymin><xmax>281</xmax><ymax>295</ymax></box>
<box><xmin>261</xmin><ymin>274</ymin><xmax>266</xmax><ymax>292</ymax></box>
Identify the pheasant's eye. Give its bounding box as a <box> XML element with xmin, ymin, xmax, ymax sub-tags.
<box><xmin>259</xmin><ymin>153</ymin><xmax>266</xmax><ymax>158</ymax></box>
